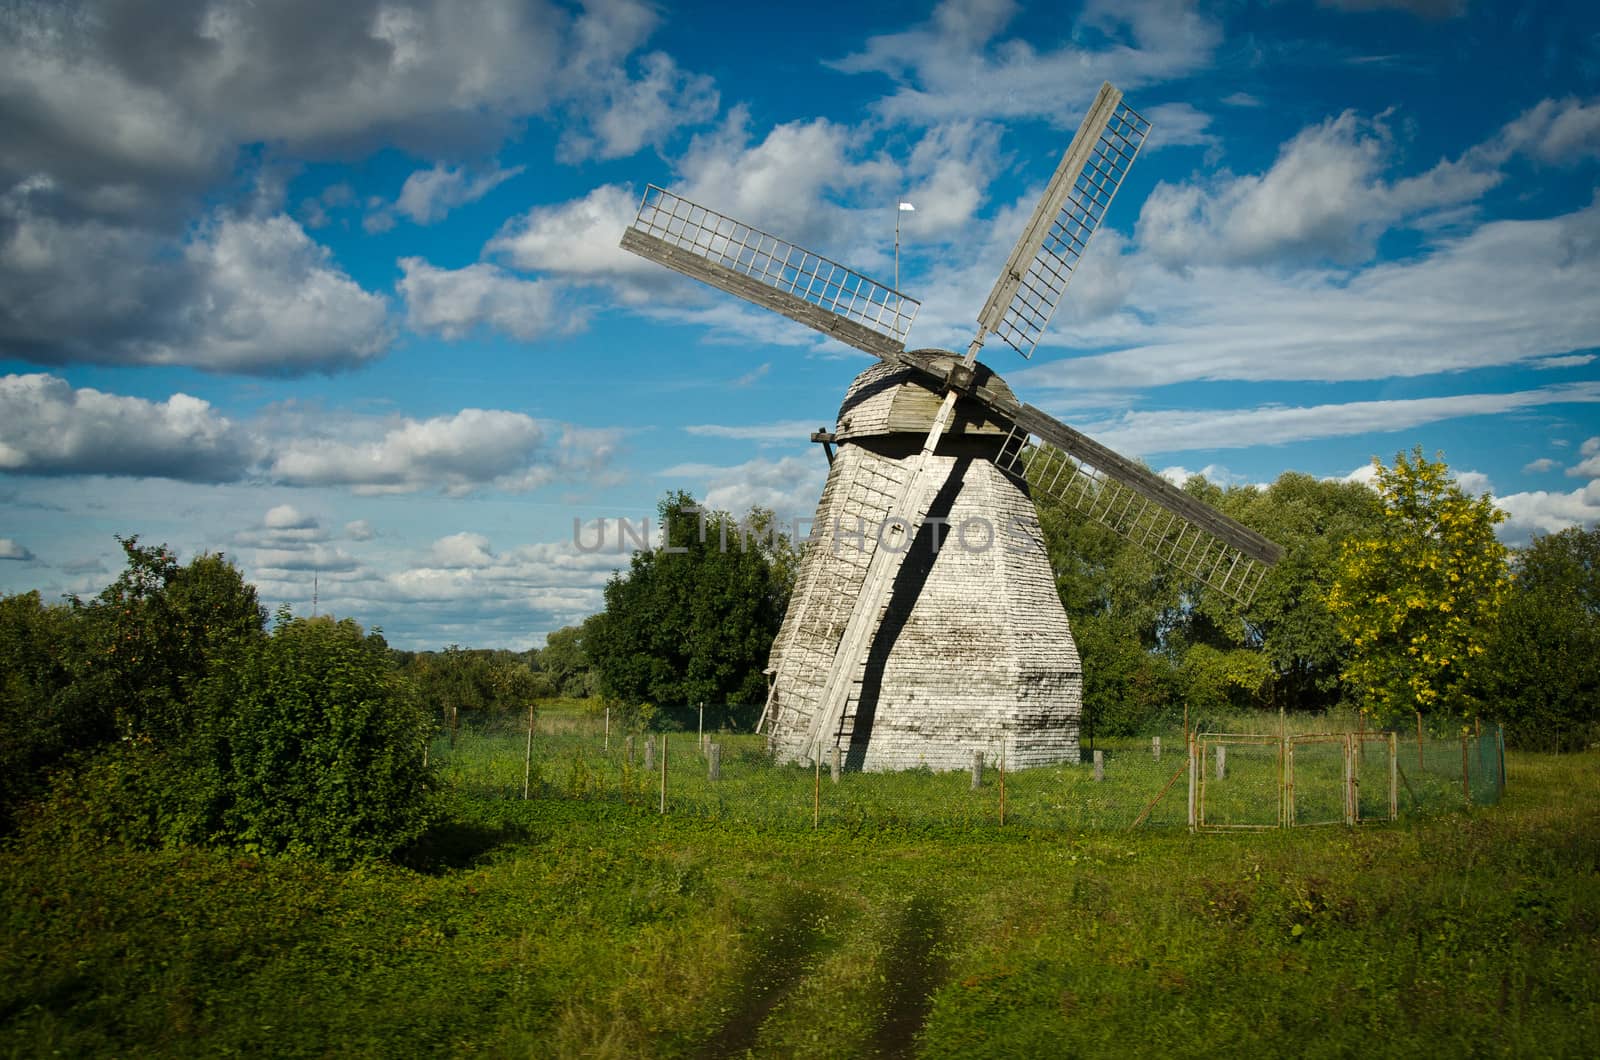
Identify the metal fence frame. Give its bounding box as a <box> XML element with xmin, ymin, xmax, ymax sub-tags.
<box><xmin>1194</xmin><ymin>730</ymin><xmax>1404</xmax><ymax>832</ymax></box>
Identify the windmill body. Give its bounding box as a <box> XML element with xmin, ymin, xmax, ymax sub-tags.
<box><xmin>621</xmin><ymin>82</ymin><xmax>1283</xmax><ymax>771</ymax></box>
<box><xmin>765</xmin><ymin>358</ymin><xmax>1081</xmax><ymax>771</ymax></box>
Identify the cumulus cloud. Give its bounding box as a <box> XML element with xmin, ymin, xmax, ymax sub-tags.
<box><xmin>266</xmin><ymin>409</ymin><xmax>619</xmax><ymax>496</ymax></box>
<box><xmin>0</xmin><ymin>0</ymin><xmax>716</xmax><ymax>375</ymax></box>
<box><xmin>0</xmin><ymin>373</ymin><xmax>252</xmax><ymax>481</ymax></box>
<box><xmin>0</xmin><ymin>373</ymin><xmax>622</xmax><ymax>496</ymax></box>
<box><xmin>392</xmin><ymin>162</ymin><xmax>524</xmax><ymax>225</ymax></box>
<box><xmin>430</xmin><ymin>531</ymin><xmax>497</xmax><ymax>568</ymax></box>
<box><xmin>2</xmin><ymin>202</ymin><xmax>390</xmax><ymax>374</ymax></box>
<box><xmin>264</xmin><ymin>504</ymin><xmax>318</xmax><ymax>530</ymax></box>
<box><xmin>1567</xmin><ymin>437</ymin><xmax>1600</xmax><ymax>479</ymax></box>
<box><xmin>0</xmin><ymin>538</ymin><xmax>35</xmax><ymax>561</ymax></box>
<box><xmin>489</xmin><ymin>183</ymin><xmax>655</xmax><ymax>279</ymax></box>
<box><xmin>660</xmin><ymin>455</ymin><xmax>827</xmax><ymax>520</ymax></box>
<box><xmin>398</xmin><ymin>258</ymin><xmax>576</xmax><ymax>340</ymax></box>
<box><xmin>1136</xmin><ymin>110</ymin><xmax>1503</xmax><ymax>268</ymax></box>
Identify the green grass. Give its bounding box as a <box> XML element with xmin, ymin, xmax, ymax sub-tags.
<box><xmin>2</xmin><ymin>724</ymin><xmax>1596</xmax><ymax>1057</ymax></box>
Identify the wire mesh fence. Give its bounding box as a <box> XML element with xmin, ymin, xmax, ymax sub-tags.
<box><xmin>430</xmin><ymin>707</ymin><xmax>1504</xmax><ymax>835</ymax></box>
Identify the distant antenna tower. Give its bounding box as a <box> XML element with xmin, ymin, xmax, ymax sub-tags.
<box><xmin>312</xmin><ymin>572</ymin><xmax>319</xmax><ymax>617</ymax></box>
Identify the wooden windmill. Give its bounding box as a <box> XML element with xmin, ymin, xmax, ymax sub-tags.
<box><xmin>621</xmin><ymin>83</ymin><xmax>1282</xmax><ymax>771</ymax></box>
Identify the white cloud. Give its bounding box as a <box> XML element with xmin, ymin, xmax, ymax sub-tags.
<box><xmin>1523</xmin><ymin>458</ymin><xmax>1559</xmax><ymax>474</ymax></box>
<box><xmin>489</xmin><ymin>183</ymin><xmax>655</xmax><ymax>278</ymax></box>
<box><xmin>0</xmin><ymin>373</ymin><xmax>623</xmax><ymax>496</ymax></box>
<box><xmin>265</xmin><ymin>504</ymin><xmax>318</xmax><ymax>530</ymax></box>
<box><xmin>1141</xmin><ymin>103</ymin><xmax>1219</xmax><ymax>154</ymax></box>
<box><xmin>174</xmin><ymin>215</ymin><xmax>391</xmax><ymax>372</ymax></box>
<box><xmin>684</xmin><ymin>420</ymin><xmax>822</xmax><ymax>443</ymax></box>
<box><xmin>1157</xmin><ymin>464</ymin><xmax>1252</xmax><ymax>489</ymax></box>
<box><xmin>1500</xmin><ymin>97</ymin><xmax>1600</xmax><ymax>164</ymax></box>
<box><xmin>0</xmin><ymin>373</ymin><xmax>251</xmax><ymax>481</ymax></box>
<box><xmin>827</xmin><ymin>0</ymin><xmax>1219</xmax><ymax>126</ymax></box>
<box><xmin>660</xmin><ymin>455</ymin><xmax>827</xmax><ymax>520</ymax></box>
<box><xmin>398</xmin><ymin>257</ymin><xmax>576</xmax><ymax>340</ymax></box>
<box><xmin>251</xmin><ymin>546</ymin><xmax>360</xmax><ymax>574</ymax></box>
<box><xmin>393</xmin><ymin>163</ymin><xmax>524</xmax><ymax>225</ymax></box>
<box><xmin>0</xmin><ymin>538</ymin><xmax>35</xmax><ymax>561</ymax></box>
<box><xmin>1495</xmin><ymin>482</ymin><xmax>1600</xmax><ymax>541</ymax></box>
<box><xmin>1568</xmin><ymin>437</ymin><xmax>1600</xmax><ymax>479</ymax></box>
<box><xmin>266</xmin><ymin>409</ymin><xmax>618</xmax><ymax>496</ymax></box>
<box><xmin>1</xmin><ymin>202</ymin><xmax>390</xmax><ymax>374</ymax></box>
<box><xmin>560</xmin><ymin>51</ymin><xmax>718</xmax><ymax>162</ymax></box>
<box><xmin>430</xmin><ymin>532</ymin><xmax>497</xmax><ymax>568</ymax></box>
<box><xmin>1136</xmin><ymin>110</ymin><xmax>1502</xmax><ymax>268</ymax></box>
<box><xmin>1020</xmin><ymin>197</ymin><xmax>1600</xmax><ymax>389</ymax></box>
<box><xmin>0</xmin><ymin>0</ymin><xmax>713</xmax><ymax>376</ymax></box>
<box><xmin>345</xmin><ymin>519</ymin><xmax>375</xmax><ymax>541</ymax></box>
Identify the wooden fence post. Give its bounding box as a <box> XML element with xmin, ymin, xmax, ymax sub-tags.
<box><xmin>659</xmin><ymin>733</ymin><xmax>668</xmax><ymax>814</ymax></box>
<box><xmin>644</xmin><ymin>734</ymin><xmax>655</xmax><ymax>772</ymax></box>
<box><xmin>813</xmin><ymin>756</ymin><xmax>820</xmax><ymax>829</ymax></box>
<box><xmin>1152</xmin><ymin>736</ymin><xmax>1161</xmax><ymax>761</ymax></box>
<box><xmin>999</xmin><ymin>750</ymin><xmax>1006</xmax><ymax>826</ymax></box>
<box><xmin>1187</xmin><ymin>733</ymin><xmax>1197</xmax><ymax>832</ymax></box>
<box><xmin>831</xmin><ymin>747</ymin><xmax>841</xmax><ymax>784</ymax></box>
<box><xmin>1215</xmin><ymin>744</ymin><xmax>1226</xmax><ymax>780</ymax></box>
<box><xmin>523</xmin><ymin>701</ymin><xmax>534</xmax><ymax>800</ymax></box>
<box><xmin>1093</xmin><ymin>749</ymin><xmax>1104</xmax><ymax>782</ymax></box>
<box><xmin>971</xmin><ymin>750</ymin><xmax>983</xmax><ymax>790</ymax></box>
<box><xmin>708</xmin><ymin>742</ymin><xmax>721</xmax><ymax>782</ymax></box>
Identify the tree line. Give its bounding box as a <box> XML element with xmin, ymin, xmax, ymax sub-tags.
<box><xmin>576</xmin><ymin>448</ymin><xmax>1598</xmax><ymax>751</ymax></box>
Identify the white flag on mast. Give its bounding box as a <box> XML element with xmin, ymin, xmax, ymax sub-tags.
<box><xmin>898</xmin><ymin>201</ymin><xmax>915</xmax><ymax>212</ymax></box>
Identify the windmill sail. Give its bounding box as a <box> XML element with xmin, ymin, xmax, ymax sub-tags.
<box><xmin>620</xmin><ymin>185</ymin><xmax>919</xmax><ymax>362</ymax></box>
<box><xmin>977</xmin><ymin>82</ymin><xmax>1150</xmax><ymax>360</ymax></box>
<box><xmin>993</xmin><ymin>414</ymin><xmax>1280</xmax><ymax>605</ymax></box>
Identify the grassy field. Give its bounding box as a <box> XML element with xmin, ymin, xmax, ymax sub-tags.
<box><xmin>2</xmin><ymin>707</ymin><xmax>1596</xmax><ymax>1057</ymax></box>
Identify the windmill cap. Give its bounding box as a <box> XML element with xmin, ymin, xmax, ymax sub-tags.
<box><xmin>834</xmin><ymin>352</ymin><xmax>1017</xmax><ymax>442</ymax></box>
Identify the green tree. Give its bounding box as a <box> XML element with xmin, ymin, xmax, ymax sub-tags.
<box><xmin>1327</xmin><ymin>447</ymin><xmax>1509</xmax><ymax>725</ymax></box>
<box><xmin>586</xmin><ymin>492</ymin><xmax>794</xmax><ymax>726</ymax></box>
<box><xmin>0</xmin><ymin>592</ymin><xmax>110</xmax><ymax>831</ymax></box>
<box><xmin>76</xmin><ymin>537</ymin><xmax>267</xmax><ymax>742</ymax></box>
<box><xmin>1478</xmin><ymin>526</ymin><xmax>1600</xmax><ymax>750</ymax></box>
<box><xmin>539</xmin><ymin>620</ymin><xmax>597</xmax><ymax>698</ymax></box>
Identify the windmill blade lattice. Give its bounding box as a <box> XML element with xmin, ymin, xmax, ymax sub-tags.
<box><xmin>620</xmin><ymin>186</ymin><xmax>919</xmax><ymax>362</ymax></box>
<box><xmin>978</xmin><ymin>84</ymin><xmax>1150</xmax><ymax>359</ymax></box>
<box><xmin>994</xmin><ymin>419</ymin><xmax>1281</xmax><ymax>605</ymax></box>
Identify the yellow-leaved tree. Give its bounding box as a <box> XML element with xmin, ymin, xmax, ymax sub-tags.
<box><xmin>1327</xmin><ymin>447</ymin><xmax>1509</xmax><ymax>724</ymax></box>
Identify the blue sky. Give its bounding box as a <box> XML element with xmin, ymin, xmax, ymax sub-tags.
<box><xmin>2</xmin><ymin>0</ymin><xmax>1597</xmax><ymax>650</ymax></box>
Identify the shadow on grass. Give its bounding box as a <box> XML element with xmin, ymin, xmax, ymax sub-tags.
<box><xmin>704</xmin><ymin>889</ymin><xmax>827</xmax><ymax>1057</ymax></box>
<box><xmin>397</xmin><ymin>818</ymin><xmax>530</xmax><ymax>874</ymax></box>
<box><xmin>872</xmin><ymin>894</ymin><xmax>947</xmax><ymax>1058</ymax></box>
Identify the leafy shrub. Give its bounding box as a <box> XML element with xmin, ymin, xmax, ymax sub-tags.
<box><xmin>200</xmin><ymin>614</ymin><xmax>434</xmax><ymax>862</ymax></box>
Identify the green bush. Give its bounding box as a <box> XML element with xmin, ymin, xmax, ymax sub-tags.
<box><xmin>201</xmin><ymin>615</ymin><xmax>434</xmax><ymax>862</ymax></box>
